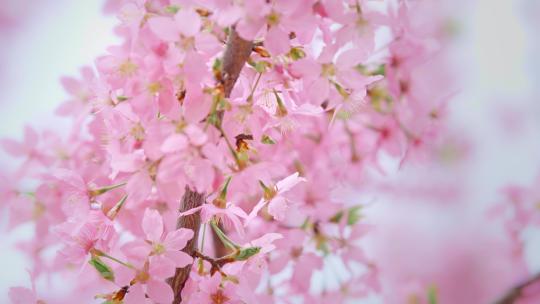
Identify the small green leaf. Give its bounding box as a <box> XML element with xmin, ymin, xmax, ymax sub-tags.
<box><xmin>346</xmin><ymin>206</ymin><xmax>363</xmax><ymax>225</ymax></box>
<box><xmin>117</xmin><ymin>95</ymin><xmax>129</xmax><ymax>102</ymax></box>
<box><xmin>261</xmin><ymin>134</ymin><xmax>276</xmax><ymax>145</ymax></box>
<box><xmin>89</xmin><ymin>256</ymin><xmax>115</xmax><ymax>282</ymax></box>
<box><xmin>234</xmin><ymin>246</ymin><xmax>261</xmax><ymax>261</ymax></box>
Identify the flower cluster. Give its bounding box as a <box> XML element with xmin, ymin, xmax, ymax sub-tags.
<box><xmin>3</xmin><ymin>0</ymin><xmax>452</xmax><ymax>303</ymax></box>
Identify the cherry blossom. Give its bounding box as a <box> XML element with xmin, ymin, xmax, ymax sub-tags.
<box><xmin>245</xmin><ymin>172</ymin><xmax>306</xmax><ymax>224</ymax></box>
<box><xmin>1</xmin><ymin>1</ymin><xmax>490</xmax><ymax>303</ymax></box>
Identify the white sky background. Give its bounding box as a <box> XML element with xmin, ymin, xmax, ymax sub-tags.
<box><xmin>0</xmin><ymin>1</ymin><xmax>118</xmax><ymax>139</ymax></box>
<box><xmin>0</xmin><ymin>0</ymin><xmax>539</xmax><ymax>303</ymax></box>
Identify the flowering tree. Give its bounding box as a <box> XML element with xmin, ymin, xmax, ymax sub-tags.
<box><xmin>7</xmin><ymin>0</ymin><xmax>533</xmax><ymax>303</ymax></box>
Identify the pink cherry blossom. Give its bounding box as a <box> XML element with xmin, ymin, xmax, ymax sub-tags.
<box><xmin>55</xmin><ymin>211</ymin><xmax>117</xmax><ymax>265</ymax></box>
<box><xmin>142</xmin><ymin>208</ymin><xmax>194</xmax><ymax>276</ymax></box>
<box><xmin>246</xmin><ymin>172</ymin><xmax>306</xmax><ymax>225</ymax></box>
<box><xmin>180</xmin><ymin>201</ymin><xmax>248</xmax><ymax>236</ymax></box>
<box><xmin>2</xmin><ymin>1</ymin><xmax>513</xmax><ymax>303</ymax></box>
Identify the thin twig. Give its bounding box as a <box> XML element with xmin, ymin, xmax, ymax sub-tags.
<box><xmin>194</xmin><ymin>250</ymin><xmax>235</xmax><ymax>276</ymax></box>
<box><xmin>494</xmin><ymin>272</ymin><xmax>540</xmax><ymax>304</ymax></box>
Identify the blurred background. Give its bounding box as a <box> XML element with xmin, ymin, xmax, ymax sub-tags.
<box><xmin>0</xmin><ymin>0</ymin><xmax>539</xmax><ymax>303</ymax></box>
<box><xmin>0</xmin><ymin>0</ymin><xmax>118</xmax><ymax>300</ymax></box>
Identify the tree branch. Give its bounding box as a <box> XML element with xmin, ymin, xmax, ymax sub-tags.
<box><xmin>212</xmin><ymin>27</ymin><xmax>253</xmax><ymax>258</ymax></box>
<box><xmin>221</xmin><ymin>28</ymin><xmax>253</xmax><ymax>98</ymax></box>
<box><xmin>494</xmin><ymin>272</ymin><xmax>540</xmax><ymax>304</ymax></box>
<box><xmin>168</xmin><ymin>186</ymin><xmax>205</xmax><ymax>304</ymax></box>
<box><xmin>169</xmin><ymin>27</ymin><xmax>252</xmax><ymax>302</ymax></box>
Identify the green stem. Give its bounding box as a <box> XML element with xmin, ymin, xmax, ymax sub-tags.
<box><xmin>94</xmin><ymin>250</ymin><xmax>135</xmax><ymax>269</ymax></box>
<box><xmin>210</xmin><ymin>220</ymin><xmax>241</xmax><ymax>250</ymax></box>
<box><xmin>247</xmin><ymin>72</ymin><xmax>262</xmax><ymax>102</ymax></box>
<box><xmin>218</xmin><ymin>125</ymin><xmax>242</xmax><ymax>168</ymax></box>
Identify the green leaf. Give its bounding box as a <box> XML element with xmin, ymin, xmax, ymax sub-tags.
<box><xmin>89</xmin><ymin>256</ymin><xmax>115</xmax><ymax>282</ymax></box>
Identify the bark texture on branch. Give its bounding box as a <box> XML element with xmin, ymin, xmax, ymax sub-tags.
<box><xmin>169</xmin><ymin>27</ymin><xmax>252</xmax><ymax>302</ymax></box>
<box><xmin>169</xmin><ymin>186</ymin><xmax>205</xmax><ymax>304</ymax></box>
<box><xmin>494</xmin><ymin>272</ymin><xmax>540</xmax><ymax>304</ymax></box>
<box><xmin>221</xmin><ymin>28</ymin><xmax>253</xmax><ymax>98</ymax></box>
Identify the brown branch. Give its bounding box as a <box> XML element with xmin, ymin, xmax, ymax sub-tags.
<box><xmin>168</xmin><ymin>186</ymin><xmax>205</xmax><ymax>304</ymax></box>
<box><xmin>221</xmin><ymin>28</ymin><xmax>253</xmax><ymax>98</ymax></box>
<box><xmin>494</xmin><ymin>272</ymin><xmax>540</xmax><ymax>304</ymax></box>
<box><xmin>194</xmin><ymin>250</ymin><xmax>235</xmax><ymax>276</ymax></box>
<box><xmin>169</xmin><ymin>27</ymin><xmax>253</xmax><ymax>302</ymax></box>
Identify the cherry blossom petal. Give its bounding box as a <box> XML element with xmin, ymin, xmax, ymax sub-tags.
<box><xmin>126</xmin><ymin>170</ymin><xmax>153</xmax><ymax>204</ymax></box>
<box><xmin>51</xmin><ymin>169</ymin><xmax>87</xmax><ymax>193</ymax></box>
<box><xmin>174</xmin><ymin>9</ymin><xmax>201</xmax><ymax>37</ymax></box>
<box><xmin>276</xmin><ymin>172</ymin><xmax>306</xmax><ymax>193</ymax></box>
<box><xmin>123</xmin><ymin>284</ymin><xmax>147</xmax><ymax>304</ymax></box>
<box><xmin>149</xmin><ymin>255</ymin><xmax>176</xmax><ymax>279</ymax></box>
<box><xmin>265</xmin><ymin>26</ymin><xmax>290</xmax><ymax>56</ymax></box>
<box><xmin>161</xmin><ymin>133</ymin><xmax>188</xmax><ymax>153</ymax></box>
<box><xmin>245</xmin><ymin>198</ymin><xmax>267</xmax><ymax>226</ymax></box>
<box><xmin>163</xmin><ymin>228</ymin><xmax>194</xmax><ymax>250</ymax></box>
<box><xmin>267</xmin><ymin>196</ymin><xmax>288</xmax><ymax>221</ymax></box>
<box><xmin>148</xmin><ymin>16</ymin><xmax>179</xmax><ymax>42</ymax></box>
<box><xmin>249</xmin><ymin>233</ymin><xmax>283</xmax><ymax>254</ymax></box>
<box><xmin>142</xmin><ymin>208</ymin><xmax>163</xmax><ymax>242</ymax></box>
<box><xmin>147</xmin><ymin>279</ymin><xmax>174</xmax><ymax>304</ymax></box>
<box><xmin>1</xmin><ymin>139</ymin><xmax>25</xmax><ymax>156</ymax></box>
<box><xmin>307</xmin><ymin>77</ymin><xmax>330</xmax><ymax>105</ymax></box>
<box><xmin>165</xmin><ymin>250</ymin><xmax>193</xmax><ymax>268</ymax></box>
